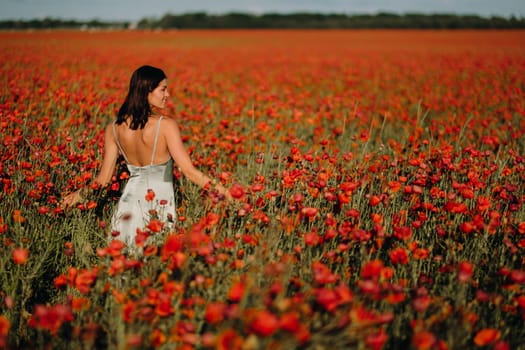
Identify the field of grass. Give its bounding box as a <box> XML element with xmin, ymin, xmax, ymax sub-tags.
<box><xmin>0</xmin><ymin>29</ymin><xmax>524</xmax><ymax>349</ymax></box>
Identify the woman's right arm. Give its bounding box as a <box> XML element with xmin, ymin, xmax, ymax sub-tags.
<box><xmin>62</xmin><ymin>123</ymin><xmax>119</xmax><ymax>207</ymax></box>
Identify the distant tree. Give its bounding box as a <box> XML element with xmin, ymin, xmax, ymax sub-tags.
<box><xmin>0</xmin><ymin>13</ymin><xmax>524</xmax><ymax>30</ymax></box>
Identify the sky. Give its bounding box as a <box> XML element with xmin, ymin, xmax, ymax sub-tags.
<box><xmin>1</xmin><ymin>0</ymin><xmax>523</xmax><ymax>21</ymax></box>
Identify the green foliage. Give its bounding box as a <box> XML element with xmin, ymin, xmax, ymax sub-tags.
<box><xmin>1</xmin><ymin>12</ymin><xmax>524</xmax><ymax>30</ymax></box>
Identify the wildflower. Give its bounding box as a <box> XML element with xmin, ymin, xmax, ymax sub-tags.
<box><xmin>334</xmin><ymin>283</ymin><xmax>353</xmax><ymax>305</ymax></box>
<box><xmin>301</xmin><ymin>207</ymin><xmax>318</xmax><ymax>219</ymax></box>
<box><xmin>216</xmin><ymin>329</ymin><xmax>243</xmax><ymax>350</ymax></box>
<box><xmin>413</xmin><ymin>295</ymin><xmax>431</xmax><ymax>313</ymax></box>
<box><xmin>145</xmin><ymin>189</ymin><xmax>155</xmax><ymax>202</ymax></box>
<box><xmin>459</xmin><ymin>221</ymin><xmax>475</xmax><ymax>234</ymax></box>
<box><xmin>146</xmin><ymin>218</ymin><xmax>163</xmax><ymax>233</ymax></box>
<box><xmin>389</xmin><ymin>247</ymin><xmax>410</xmax><ymax>265</ymax></box>
<box><xmin>361</xmin><ymin>259</ymin><xmax>384</xmax><ymax>280</ymax></box>
<box><xmin>518</xmin><ymin>222</ymin><xmax>525</xmax><ymax>234</ymax></box>
<box><xmin>369</xmin><ymin>195</ymin><xmax>382</xmax><ymax>206</ymax></box>
<box><xmin>476</xmin><ymin>196</ymin><xmax>491</xmax><ymax>212</ymax></box>
<box><xmin>229</xmin><ymin>183</ymin><xmax>245</xmax><ymax>199</ymax></box>
<box><xmin>28</xmin><ymin>304</ymin><xmax>73</xmax><ymax>335</ymax></box>
<box><xmin>227</xmin><ymin>281</ymin><xmax>245</xmax><ymax>302</ymax></box>
<box><xmin>154</xmin><ymin>293</ymin><xmax>174</xmax><ymax>317</ymax></box>
<box><xmin>458</xmin><ymin>261</ymin><xmax>474</xmax><ymax>282</ymax></box>
<box><xmin>150</xmin><ymin>328</ymin><xmax>166</xmax><ymax>347</ymax></box>
<box><xmin>12</xmin><ymin>210</ymin><xmax>25</xmax><ymax>223</ymax></box>
<box><xmin>161</xmin><ymin>234</ymin><xmax>183</xmax><ymax>259</ymax></box>
<box><xmin>312</xmin><ymin>261</ymin><xmax>338</xmax><ymax>284</ymax></box>
<box><xmin>473</xmin><ymin>328</ymin><xmax>500</xmax><ymax>346</ymax></box>
<box><xmin>0</xmin><ymin>217</ymin><xmax>7</xmax><ymax>234</ymax></box>
<box><xmin>359</xmin><ymin>279</ymin><xmax>381</xmax><ymax>296</ymax></box>
<box><xmin>142</xmin><ymin>245</ymin><xmax>157</xmax><ymax>257</ymax></box>
<box><xmin>205</xmin><ymin>302</ymin><xmax>227</xmax><ymax>324</ymax></box>
<box><xmin>315</xmin><ymin>287</ymin><xmax>339</xmax><ymax>312</ymax></box>
<box><xmin>126</xmin><ymin>334</ymin><xmax>143</xmax><ymax>348</ymax></box>
<box><xmin>304</xmin><ymin>231</ymin><xmax>321</xmax><ymax>246</ymax></box>
<box><xmin>365</xmin><ymin>328</ymin><xmax>388</xmax><ymax>350</ymax></box>
<box><xmin>279</xmin><ymin>311</ymin><xmax>300</xmax><ymax>333</ymax></box>
<box><xmin>291</xmin><ymin>192</ymin><xmax>304</xmax><ymax>204</ymax></box>
<box><xmin>106</xmin><ymin>239</ymin><xmax>126</xmax><ymax>257</ymax></box>
<box><xmin>510</xmin><ymin>269</ymin><xmax>525</xmax><ymax>284</ymax></box>
<box><xmin>412</xmin><ymin>331</ymin><xmax>436</xmax><ymax>350</ymax></box>
<box><xmin>248</xmin><ymin>309</ymin><xmax>279</xmax><ymax>337</ymax></box>
<box><xmin>0</xmin><ymin>315</ymin><xmax>10</xmax><ymax>341</ymax></box>
<box><xmin>393</xmin><ymin>226</ymin><xmax>411</xmax><ymax>240</ymax></box>
<box><xmin>12</xmin><ymin>248</ymin><xmax>29</xmax><ymax>264</ymax></box>
<box><xmin>413</xmin><ymin>247</ymin><xmax>430</xmax><ymax>260</ymax></box>
<box><xmin>71</xmin><ymin>297</ymin><xmax>91</xmax><ymax>312</ymax></box>
<box><xmin>251</xmin><ymin>183</ymin><xmax>265</xmax><ymax>192</ymax></box>
<box><xmin>75</xmin><ymin>268</ymin><xmax>98</xmax><ymax>294</ymax></box>
<box><xmin>444</xmin><ymin>201</ymin><xmax>468</xmax><ymax>214</ymax></box>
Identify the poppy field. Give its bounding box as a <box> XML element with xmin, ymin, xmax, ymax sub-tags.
<box><xmin>0</xmin><ymin>29</ymin><xmax>524</xmax><ymax>349</ymax></box>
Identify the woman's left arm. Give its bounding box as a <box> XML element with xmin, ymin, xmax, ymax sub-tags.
<box><xmin>163</xmin><ymin>118</ymin><xmax>232</xmax><ymax>201</ymax></box>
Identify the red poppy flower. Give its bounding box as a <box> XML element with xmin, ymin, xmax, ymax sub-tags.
<box><xmin>389</xmin><ymin>247</ymin><xmax>409</xmax><ymax>265</ymax></box>
<box><xmin>125</xmin><ymin>334</ymin><xmax>143</xmax><ymax>348</ymax></box>
<box><xmin>304</xmin><ymin>231</ymin><xmax>321</xmax><ymax>246</ymax></box>
<box><xmin>279</xmin><ymin>311</ymin><xmax>300</xmax><ymax>333</ymax></box>
<box><xmin>229</xmin><ymin>183</ymin><xmax>245</xmax><ymax>199</ymax></box>
<box><xmin>474</xmin><ymin>328</ymin><xmax>500</xmax><ymax>346</ymax></box>
<box><xmin>75</xmin><ymin>268</ymin><xmax>98</xmax><ymax>294</ymax></box>
<box><xmin>227</xmin><ymin>281</ymin><xmax>245</xmax><ymax>302</ymax></box>
<box><xmin>312</xmin><ymin>261</ymin><xmax>339</xmax><ymax>284</ymax></box>
<box><xmin>28</xmin><ymin>304</ymin><xmax>73</xmax><ymax>335</ymax></box>
<box><xmin>12</xmin><ymin>210</ymin><xmax>25</xmax><ymax>224</ymax></box>
<box><xmin>204</xmin><ymin>302</ymin><xmax>227</xmax><ymax>324</ymax></box>
<box><xmin>71</xmin><ymin>297</ymin><xmax>91</xmax><ymax>312</ymax></box>
<box><xmin>146</xmin><ymin>219</ymin><xmax>163</xmax><ymax>233</ymax></box>
<box><xmin>249</xmin><ymin>309</ymin><xmax>279</xmax><ymax>336</ymax></box>
<box><xmin>518</xmin><ymin>222</ymin><xmax>525</xmax><ymax>234</ymax></box>
<box><xmin>412</xmin><ymin>331</ymin><xmax>436</xmax><ymax>350</ymax></box>
<box><xmin>154</xmin><ymin>293</ymin><xmax>174</xmax><ymax>317</ymax></box>
<box><xmin>361</xmin><ymin>259</ymin><xmax>384</xmax><ymax>280</ymax></box>
<box><xmin>301</xmin><ymin>207</ymin><xmax>319</xmax><ymax>219</ymax></box>
<box><xmin>0</xmin><ymin>315</ymin><xmax>10</xmax><ymax>338</ymax></box>
<box><xmin>12</xmin><ymin>248</ymin><xmax>29</xmax><ymax>265</ymax></box>
<box><xmin>145</xmin><ymin>189</ymin><xmax>155</xmax><ymax>202</ymax></box>
<box><xmin>365</xmin><ymin>328</ymin><xmax>388</xmax><ymax>350</ymax></box>
<box><xmin>369</xmin><ymin>195</ymin><xmax>382</xmax><ymax>206</ymax></box>
<box><xmin>315</xmin><ymin>287</ymin><xmax>339</xmax><ymax>312</ymax></box>
<box><xmin>458</xmin><ymin>261</ymin><xmax>474</xmax><ymax>282</ymax></box>
<box><xmin>216</xmin><ymin>329</ymin><xmax>243</xmax><ymax>350</ymax></box>
<box><xmin>150</xmin><ymin>328</ymin><xmax>166</xmax><ymax>347</ymax></box>
<box><xmin>161</xmin><ymin>234</ymin><xmax>183</xmax><ymax>259</ymax></box>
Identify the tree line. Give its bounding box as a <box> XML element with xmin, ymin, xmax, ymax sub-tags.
<box><xmin>1</xmin><ymin>12</ymin><xmax>524</xmax><ymax>30</ymax></box>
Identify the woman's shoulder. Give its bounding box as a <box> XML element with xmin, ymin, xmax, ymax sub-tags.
<box><xmin>159</xmin><ymin>115</ymin><xmax>179</xmax><ymax>127</ymax></box>
<box><xmin>104</xmin><ymin>121</ymin><xmax>116</xmax><ymax>133</ymax></box>
<box><xmin>157</xmin><ymin>116</ymin><xmax>182</xmax><ymax>138</ymax></box>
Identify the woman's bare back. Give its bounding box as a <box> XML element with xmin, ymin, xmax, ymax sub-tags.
<box><xmin>114</xmin><ymin>116</ymin><xmax>171</xmax><ymax>166</ymax></box>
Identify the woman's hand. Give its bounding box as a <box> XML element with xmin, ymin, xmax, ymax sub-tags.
<box><xmin>61</xmin><ymin>190</ymin><xmax>82</xmax><ymax>209</ymax></box>
<box><xmin>208</xmin><ymin>180</ymin><xmax>234</xmax><ymax>202</ymax></box>
<box><xmin>220</xmin><ymin>185</ymin><xmax>234</xmax><ymax>202</ymax></box>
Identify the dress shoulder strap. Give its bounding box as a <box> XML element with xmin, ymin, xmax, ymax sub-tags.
<box><xmin>113</xmin><ymin>120</ymin><xmax>130</xmax><ymax>164</ymax></box>
<box><xmin>150</xmin><ymin>116</ymin><xmax>163</xmax><ymax>165</ymax></box>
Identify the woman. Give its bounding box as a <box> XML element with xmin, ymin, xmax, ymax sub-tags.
<box><xmin>62</xmin><ymin>65</ymin><xmax>232</xmax><ymax>246</ymax></box>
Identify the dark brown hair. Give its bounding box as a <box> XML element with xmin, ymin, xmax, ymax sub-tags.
<box><xmin>116</xmin><ymin>65</ymin><xmax>167</xmax><ymax>130</ymax></box>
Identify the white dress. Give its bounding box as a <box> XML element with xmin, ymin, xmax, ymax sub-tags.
<box><xmin>110</xmin><ymin>117</ymin><xmax>176</xmax><ymax>246</ymax></box>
